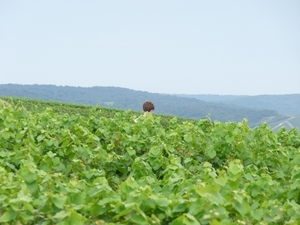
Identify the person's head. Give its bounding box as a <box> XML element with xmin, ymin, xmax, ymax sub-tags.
<box><xmin>143</xmin><ymin>101</ymin><xmax>155</xmax><ymax>113</ymax></box>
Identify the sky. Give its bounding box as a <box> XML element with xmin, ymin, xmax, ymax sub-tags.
<box><xmin>1</xmin><ymin>1</ymin><xmax>299</xmax><ymax>95</ymax></box>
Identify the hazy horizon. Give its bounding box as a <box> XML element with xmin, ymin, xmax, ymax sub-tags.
<box><xmin>2</xmin><ymin>83</ymin><xmax>300</xmax><ymax>97</ymax></box>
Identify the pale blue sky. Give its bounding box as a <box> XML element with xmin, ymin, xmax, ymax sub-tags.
<box><xmin>1</xmin><ymin>1</ymin><xmax>299</xmax><ymax>95</ymax></box>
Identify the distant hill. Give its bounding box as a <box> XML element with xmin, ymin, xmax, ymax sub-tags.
<box><xmin>177</xmin><ymin>94</ymin><xmax>300</xmax><ymax>115</ymax></box>
<box><xmin>0</xmin><ymin>83</ymin><xmax>292</xmax><ymax>128</ymax></box>
<box><xmin>177</xmin><ymin>94</ymin><xmax>247</xmax><ymax>102</ymax></box>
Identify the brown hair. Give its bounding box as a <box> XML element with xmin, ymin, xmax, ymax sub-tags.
<box><xmin>143</xmin><ymin>101</ymin><xmax>155</xmax><ymax>112</ymax></box>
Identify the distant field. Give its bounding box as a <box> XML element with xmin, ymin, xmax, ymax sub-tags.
<box><xmin>268</xmin><ymin>115</ymin><xmax>300</xmax><ymax>131</ymax></box>
<box><xmin>289</xmin><ymin>116</ymin><xmax>300</xmax><ymax>129</ymax></box>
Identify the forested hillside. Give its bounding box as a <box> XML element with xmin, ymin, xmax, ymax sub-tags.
<box><xmin>0</xmin><ymin>84</ymin><xmax>281</xmax><ymax>127</ymax></box>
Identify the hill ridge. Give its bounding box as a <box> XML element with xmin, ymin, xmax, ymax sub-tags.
<box><xmin>0</xmin><ymin>83</ymin><xmax>298</xmax><ymax>129</ymax></box>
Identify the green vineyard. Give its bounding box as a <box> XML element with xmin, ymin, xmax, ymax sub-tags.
<box><xmin>0</xmin><ymin>98</ymin><xmax>300</xmax><ymax>224</ymax></box>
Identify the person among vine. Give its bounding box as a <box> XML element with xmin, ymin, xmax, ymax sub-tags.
<box><xmin>134</xmin><ymin>101</ymin><xmax>155</xmax><ymax>122</ymax></box>
<box><xmin>142</xmin><ymin>101</ymin><xmax>155</xmax><ymax>115</ymax></box>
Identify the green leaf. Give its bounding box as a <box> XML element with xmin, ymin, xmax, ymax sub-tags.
<box><xmin>69</xmin><ymin>210</ymin><xmax>86</xmax><ymax>225</ymax></box>
<box><xmin>206</xmin><ymin>147</ymin><xmax>216</xmax><ymax>159</ymax></box>
<box><xmin>18</xmin><ymin>167</ymin><xmax>37</xmax><ymax>184</ymax></box>
<box><xmin>171</xmin><ymin>213</ymin><xmax>200</xmax><ymax>225</ymax></box>
<box><xmin>114</xmin><ymin>204</ymin><xmax>134</xmax><ymax>219</ymax></box>
<box><xmin>0</xmin><ymin>211</ymin><xmax>12</xmax><ymax>223</ymax></box>
<box><xmin>207</xmin><ymin>192</ymin><xmax>225</xmax><ymax>205</ymax></box>
<box><xmin>154</xmin><ymin>197</ymin><xmax>170</xmax><ymax>208</ymax></box>
<box><xmin>251</xmin><ymin>186</ymin><xmax>260</xmax><ymax>197</ymax></box>
<box><xmin>131</xmin><ymin>214</ymin><xmax>148</xmax><ymax>224</ymax></box>
<box><xmin>52</xmin><ymin>195</ymin><xmax>67</xmax><ymax>209</ymax></box>
<box><xmin>228</xmin><ymin>161</ymin><xmax>244</xmax><ymax>175</ymax></box>
<box><xmin>126</xmin><ymin>147</ymin><xmax>136</xmax><ymax>156</ymax></box>
<box><xmin>37</xmin><ymin>135</ymin><xmax>45</xmax><ymax>142</ymax></box>
<box><xmin>142</xmin><ymin>199</ymin><xmax>156</xmax><ymax>210</ymax></box>
<box><xmin>234</xmin><ymin>200</ymin><xmax>250</xmax><ymax>216</ymax></box>
<box><xmin>251</xmin><ymin>208</ymin><xmax>264</xmax><ymax>221</ymax></box>
<box><xmin>1</xmin><ymin>131</ymin><xmax>10</xmax><ymax>140</ymax></box>
<box><xmin>183</xmin><ymin>134</ymin><xmax>193</xmax><ymax>143</ymax></box>
<box><xmin>87</xmin><ymin>187</ymin><xmax>101</xmax><ymax>197</ymax></box>
<box><xmin>33</xmin><ymin>195</ymin><xmax>48</xmax><ymax>208</ymax></box>
<box><xmin>149</xmin><ymin>146</ymin><xmax>162</xmax><ymax>157</ymax></box>
<box><xmin>53</xmin><ymin>210</ymin><xmax>70</xmax><ymax>220</ymax></box>
<box><xmin>20</xmin><ymin>211</ymin><xmax>34</xmax><ymax>223</ymax></box>
<box><xmin>71</xmin><ymin>192</ymin><xmax>86</xmax><ymax>205</ymax></box>
<box><xmin>27</xmin><ymin>181</ymin><xmax>38</xmax><ymax>193</ymax></box>
<box><xmin>210</xmin><ymin>219</ymin><xmax>222</xmax><ymax>225</ymax></box>
<box><xmin>215</xmin><ymin>176</ymin><xmax>227</xmax><ymax>186</ymax></box>
<box><xmin>45</xmin><ymin>139</ymin><xmax>54</xmax><ymax>146</ymax></box>
<box><xmin>227</xmin><ymin>160</ymin><xmax>244</xmax><ymax>181</ymax></box>
<box><xmin>184</xmin><ymin>157</ymin><xmax>192</xmax><ymax>164</ymax></box>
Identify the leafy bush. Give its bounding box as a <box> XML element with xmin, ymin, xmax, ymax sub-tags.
<box><xmin>0</xmin><ymin>101</ymin><xmax>300</xmax><ymax>224</ymax></box>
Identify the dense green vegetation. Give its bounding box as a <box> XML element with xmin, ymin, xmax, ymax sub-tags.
<box><xmin>0</xmin><ymin>97</ymin><xmax>127</xmax><ymax>119</ymax></box>
<box><xmin>0</xmin><ymin>97</ymin><xmax>194</xmax><ymax>128</ymax></box>
<box><xmin>0</xmin><ymin>99</ymin><xmax>300</xmax><ymax>224</ymax></box>
<box><xmin>0</xmin><ymin>84</ymin><xmax>282</xmax><ymax>127</ymax></box>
